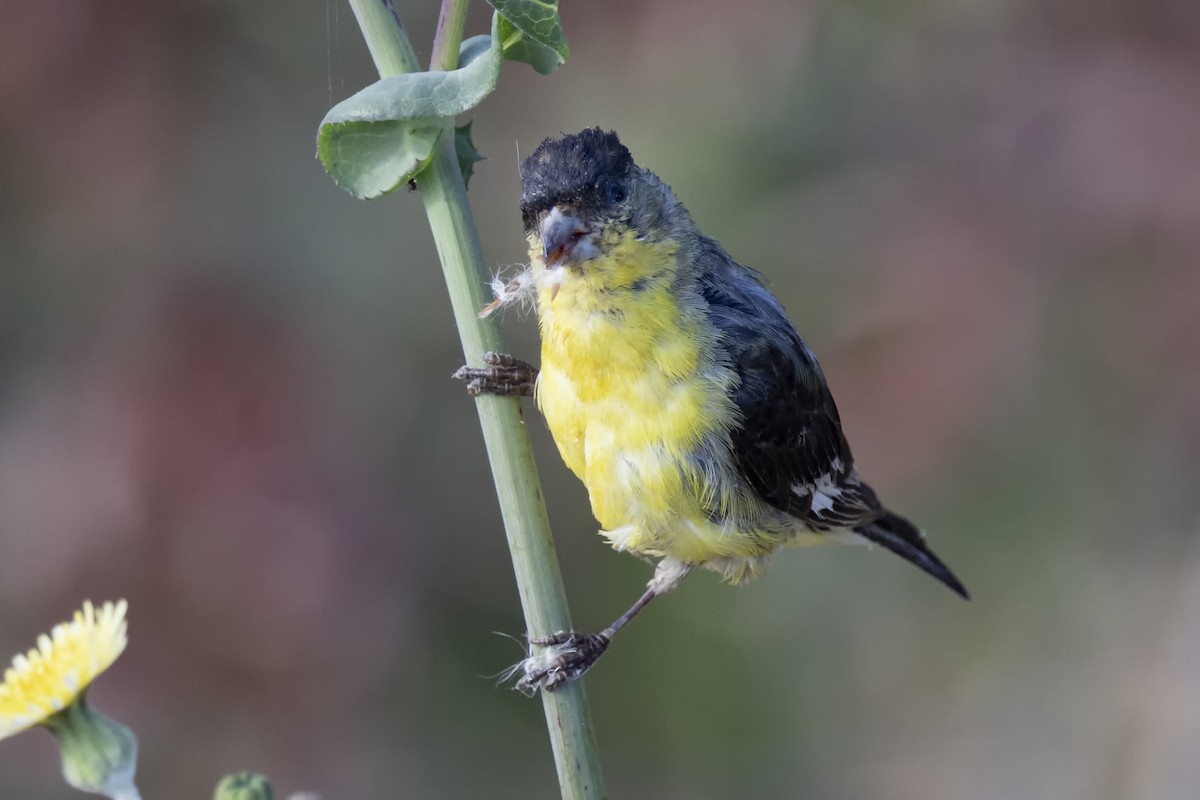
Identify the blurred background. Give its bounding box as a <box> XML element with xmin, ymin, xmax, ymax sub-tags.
<box><xmin>1</xmin><ymin>0</ymin><xmax>1199</xmax><ymax>797</ymax></box>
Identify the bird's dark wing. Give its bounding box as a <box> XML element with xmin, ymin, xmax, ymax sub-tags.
<box><xmin>696</xmin><ymin>243</ymin><xmax>969</xmax><ymax>598</ymax></box>
<box><xmin>696</xmin><ymin>247</ymin><xmax>881</xmax><ymax>530</ymax></box>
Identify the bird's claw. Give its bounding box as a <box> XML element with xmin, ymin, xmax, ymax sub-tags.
<box><xmin>515</xmin><ymin>631</ymin><xmax>611</xmax><ymax>694</ymax></box>
<box><xmin>452</xmin><ymin>352</ymin><xmax>537</xmax><ymax>397</ymax></box>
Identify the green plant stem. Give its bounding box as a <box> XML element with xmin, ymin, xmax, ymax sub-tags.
<box><xmin>346</xmin><ymin>0</ymin><xmax>420</xmax><ymax>74</ymax></box>
<box><xmin>342</xmin><ymin>2</ymin><xmax>606</xmax><ymax>798</ymax></box>
<box><xmin>429</xmin><ymin>0</ymin><xmax>469</xmax><ymax>71</ymax></box>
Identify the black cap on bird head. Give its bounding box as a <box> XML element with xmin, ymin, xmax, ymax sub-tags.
<box><xmin>519</xmin><ymin>128</ymin><xmax>634</xmax><ymax>233</ymax></box>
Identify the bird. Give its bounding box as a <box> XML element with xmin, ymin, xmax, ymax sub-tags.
<box><xmin>455</xmin><ymin>127</ymin><xmax>967</xmax><ymax>693</ymax></box>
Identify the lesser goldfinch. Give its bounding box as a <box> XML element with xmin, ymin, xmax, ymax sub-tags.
<box><xmin>458</xmin><ymin>128</ymin><xmax>967</xmax><ymax>692</ymax></box>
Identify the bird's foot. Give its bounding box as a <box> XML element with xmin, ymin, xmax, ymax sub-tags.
<box><xmin>452</xmin><ymin>352</ymin><xmax>537</xmax><ymax>397</ymax></box>
<box><xmin>515</xmin><ymin>631</ymin><xmax>611</xmax><ymax>694</ymax></box>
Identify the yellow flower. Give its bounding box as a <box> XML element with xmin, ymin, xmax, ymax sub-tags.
<box><xmin>0</xmin><ymin>600</ymin><xmax>128</xmax><ymax>741</ymax></box>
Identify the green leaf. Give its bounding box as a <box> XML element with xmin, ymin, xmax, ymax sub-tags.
<box><xmin>488</xmin><ymin>0</ymin><xmax>568</xmax><ymax>72</ymax></box>
<box><xmin>317</xmin><ymin>16</ymin><xmax>503</xmax><ymax>199</ymax></box>
<box><xmin>496</xmin><ymin>16</ymin><xmax>564</xmax><ymax>75</ymax></box>
<box><xmin>488</xmin><ymin>0</ymin><xmax>568</xmax><ymax>57</ymax></box>
<box><xmin>454</xmin><ymin>121</ymin><xmax>486</xmax><ymax>188</ymax></box>
<box><xmin>319</xmin><ymin>121</ymin><xmax>440</xmax><ymax>199</ymax></box>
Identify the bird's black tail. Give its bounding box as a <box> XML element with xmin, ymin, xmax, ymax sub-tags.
<box><xmin>854</xmin><ymin>512</ymin><xmax>969</xmax><ymax>599</ymax></box>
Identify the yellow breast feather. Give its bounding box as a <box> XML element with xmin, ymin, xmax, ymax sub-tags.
<box><xmin>532</xmin><ymin>231</ymin><xmax>772</xmax><ymax>564</ymax></box>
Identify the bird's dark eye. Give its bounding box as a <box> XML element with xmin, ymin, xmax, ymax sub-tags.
<box><xmin>607</xmin><ymin>183</ymin><xmax>626</xmax><ymax>204</ymax></box>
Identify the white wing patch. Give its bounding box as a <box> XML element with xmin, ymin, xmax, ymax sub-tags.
<box><xmin>810</xmin><ymin>489</ymin><xmax>836</xmax><ymax>515</ymax></box>
<box><xmin>790</xmin><ymin>471</ymin><xmax>845</xmax><ymax>518</ymax></box>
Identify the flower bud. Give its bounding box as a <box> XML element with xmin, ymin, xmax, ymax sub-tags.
<box><xmin>215</xmin><ymin>771</ymin><xmax>275</xmax><ymax>800</ymax></box>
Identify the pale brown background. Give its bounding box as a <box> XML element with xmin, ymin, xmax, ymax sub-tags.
<box><xmin>1</xmin><ymin>1</ymin><xmax>1198</xmax><ymax>798</ymax></box>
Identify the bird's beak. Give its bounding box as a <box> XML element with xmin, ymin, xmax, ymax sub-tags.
<box><xmin>540</xmin><ymin>206</ymin><xmax>597</xmax><ymax>270</ymax></box>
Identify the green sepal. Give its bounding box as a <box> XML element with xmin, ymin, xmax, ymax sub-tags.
<box><xmin>44</xmin><ymin>696</ymin><xmax>140</xmax><ymax>800</ymax></box>
<box><xmin>454</xmin><ymin>121</ymin><xmax>486</xmax><ymax>188</ymax></box>
<box><xmin>317</xmin><ymin>16</ymin><xmax>503</xmax><ymax>199</ymax></box>
<box><xmin>488</xmin><ymin>0</ymin><xmax>568</xmax><ymax>73</ymax></box>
